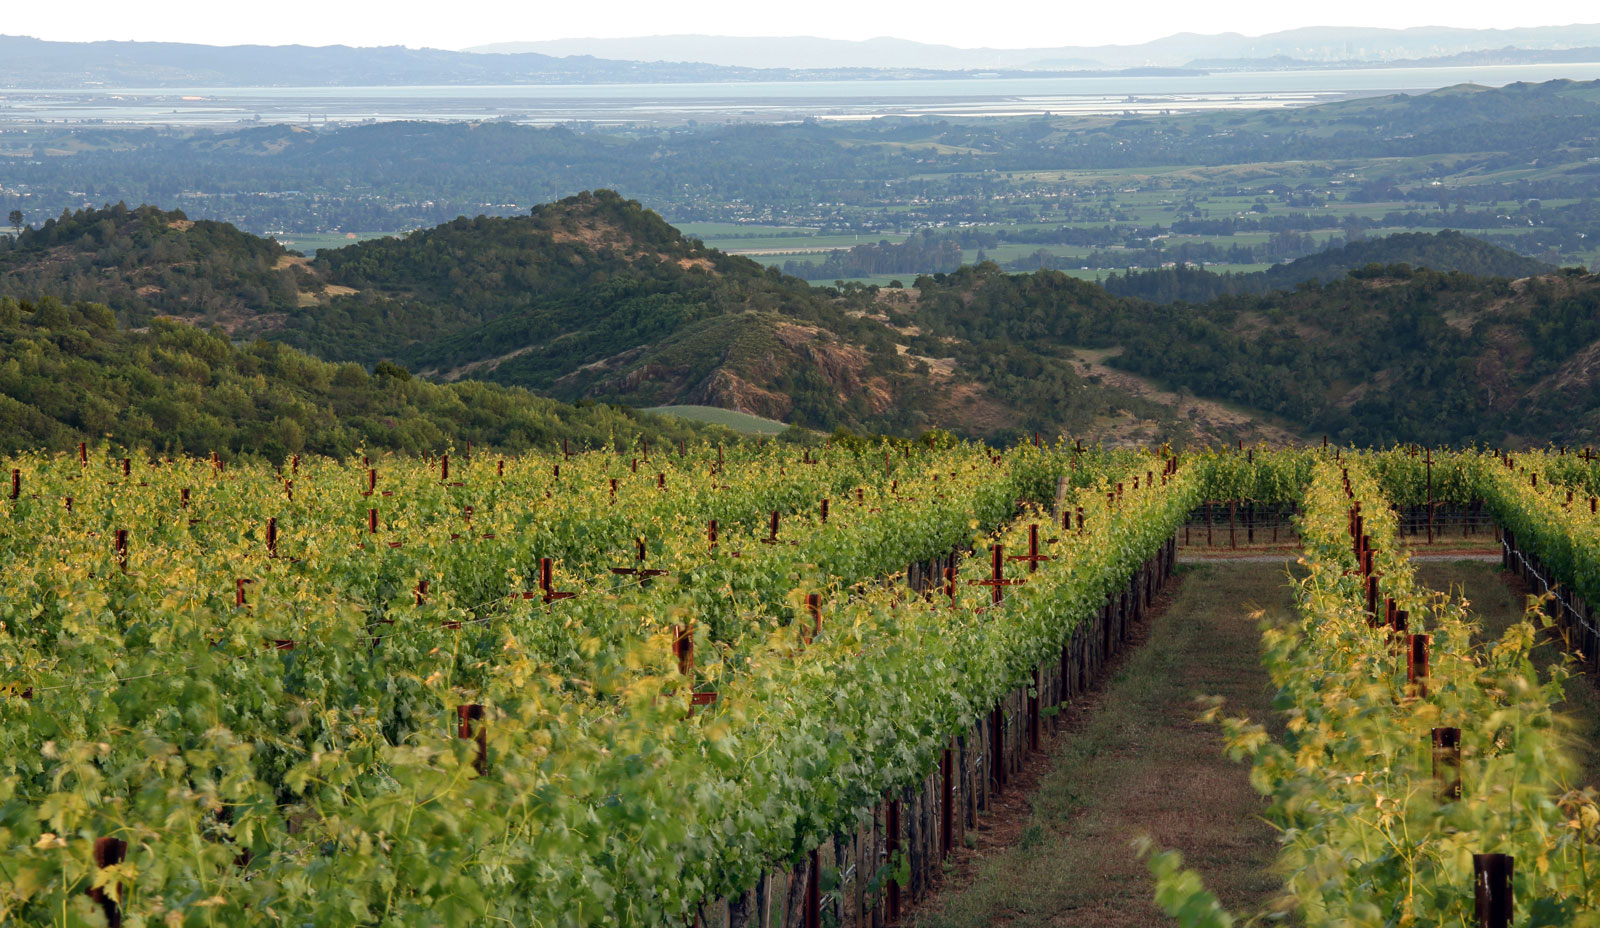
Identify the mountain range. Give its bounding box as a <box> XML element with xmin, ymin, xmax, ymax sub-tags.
<box><xmin>3</xmin><ymin>192</ymin><xmax>1598</xmax><ymax>449</ymax></box>
<box><xmin>472</xmin><ymin>25</ymin><xmax>1600</xmax><ymax>71</ymax></box>
<box><xmin>8</xmin><ymin>24</ymin><xmax>1600</xmax><ymax>89</ymax></box>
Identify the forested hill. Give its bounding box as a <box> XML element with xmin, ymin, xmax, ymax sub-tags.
<box><xmin>0</xmin><ymin>296</ymin><xmax>732</xmax><ymax>460</ymax></box>
<box><xmin>909</xmin><ymin>262</ymin><xmax>1600</xmax><ymax>446</ymax></box>
<box><xmin>0</xmin><ymin>203</ymin><xmax>300</xmax><ymax>321</ymax></box>
<box><xmin>8</xmin><ymin>193</ymin><xmax>1600</xmax><ymax>447</ymax></box>
<box><xmin>0</xmin><ymin>195</ymin><xmax>1225</xmax><ymax>444</ymax></box>
<box><xmin>1102</xmin><ymin>230</ymin><xmax>1557</xmax><ymax>303</ymax></box>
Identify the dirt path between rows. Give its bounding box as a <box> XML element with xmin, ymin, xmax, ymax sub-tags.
<box><xmin>908</xmin><ymin>560</ymin><xmax>1294</xmax><ymax>928</ymax></box>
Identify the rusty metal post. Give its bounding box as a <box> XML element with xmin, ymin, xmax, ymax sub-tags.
<box><xmin>1473</xmin><ymin>854</ymin><xmax>1513</xmax><ymax>928</ymax></box>
<box><xmin>990</xmin><ymin>543</ymin><xmax>1005</xmax><ymax>605</ymax></box>
<box><xmin>1426</xmin><ymin>448</ymin><xmax>1434</xmax><ymax>544</ymax></box>
<box><xmin>940</xmin><ymin>744</ymin><xmax>953</xmax><ymax>858</ymax></box>
<box><xmin>991</xmin><ymin>704</ymin><xmax>1005</xmax><ymax>794</ymax></box>
<box><xmin>887</xmin><ymin>797</ymin><xmax>902</xmax><ymax>921</ymax></box>
<box><xmin>805</xmin><ymin>593</ymin><xmax>822</xmax><ymax>644</ymax></box>
<box><xmin>538</xmin><ymin>557</ymin><xmax>575</xmax><ymax>603</ymax></box>
<box><xmin>674</xmin><ymin>624</ymin><xmax>694</xmax><ymax>677</ymax></box>
<box><xmin>88</xmin><ymin>836</ymin><xmax>127</xmax><ymax>927</ymax></box>
<box><xmin>1028</xmin><ymin>667</ymin><xmax>1041</xmax><ymax>752</ymax></box>
<box><xmin>457</xmin><ymin>704</ymin><xmax>487</xmax><ymax>775</ymax></box>
<box><xmin>1409</xmin><ymin>634</ymin><xmax>1430</xmax><ymax>697</ymax></box>
<box><xmin>1432</xmin><ymin>727</ymin><xmax>1461</xmax><ymax>801</ymax></box>
<box><xmin>805</xmin><ymin>847</ymin><xmax>821</xmax><ymax>928</ymax></box>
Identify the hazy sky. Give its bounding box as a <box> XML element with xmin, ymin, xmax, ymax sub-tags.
<box><xmin>7</xmin><ymin>1</ymin><xmax>1599</xmax><ymax>50</ymax></box>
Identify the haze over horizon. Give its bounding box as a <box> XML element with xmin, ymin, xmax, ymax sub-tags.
<box><xmin>7</xmin><ymin>1</ymin><xmax>1600</xmax><ymax>53</ymax></box>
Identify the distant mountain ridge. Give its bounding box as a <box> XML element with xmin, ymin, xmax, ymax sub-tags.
<box><xmin>0</xmin><ymin>34</ymin><xmax>817</xmax><ymax>88</ymax></box>
<box><xmin>8</xmin><ymin>25</ymin><xmax>1600</xmax><ymax>89</ymax></box>
<box><xmin>471</xmin><ymin>25</ymin><xmax>1600</xmax><ymax>71</ymax></box>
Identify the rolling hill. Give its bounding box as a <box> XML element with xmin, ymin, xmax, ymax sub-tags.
<box><xmin>0</xmin><ymin>194</ymin><xmax>1195</xmax><ymax>443</ymax></box>
<box><xmin>6</xmin><ymin>192</ymin><xmax>1600</xmax><ymax>447</ymax></box>
<box><xmin>0</xmin><ymin>295</ymin><xmax>734</xmax><ymax>460</ymax></box>
<box><xmin>909</xmin><ymin>260</ymin><xmax>1600</xmax><ymax>446</ymax></box>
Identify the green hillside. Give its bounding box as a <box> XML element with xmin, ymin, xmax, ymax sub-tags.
<box><xmin>0</xmin><ymin>194</ymin><xmax>1191</xmax><ymax>442</ymax></box>
<box><xmin>9</xmin><ymin>193</ymin><xmax>1600</xmax><ymax>448</ymax></box>
<box><xmin>0</xmin><ymin>296</ymin><xmax>732</xmax><ymax>460</ymax></box>
<box><xmin>911</xmin><ymin>262</ymin><xmax>1600</xmax><ymax>446</ymax></box>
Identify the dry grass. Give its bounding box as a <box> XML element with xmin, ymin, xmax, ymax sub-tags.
<box><xmin>910</xmin><ymin>562</ymin><xmax>1293</xmax><ymax>928</ymax></box>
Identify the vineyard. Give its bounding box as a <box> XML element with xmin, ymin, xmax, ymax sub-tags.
<box><xmin>2</xmin><ymin>442</ymin><xmax>1600</xmax><ymax>926</ymax></box>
